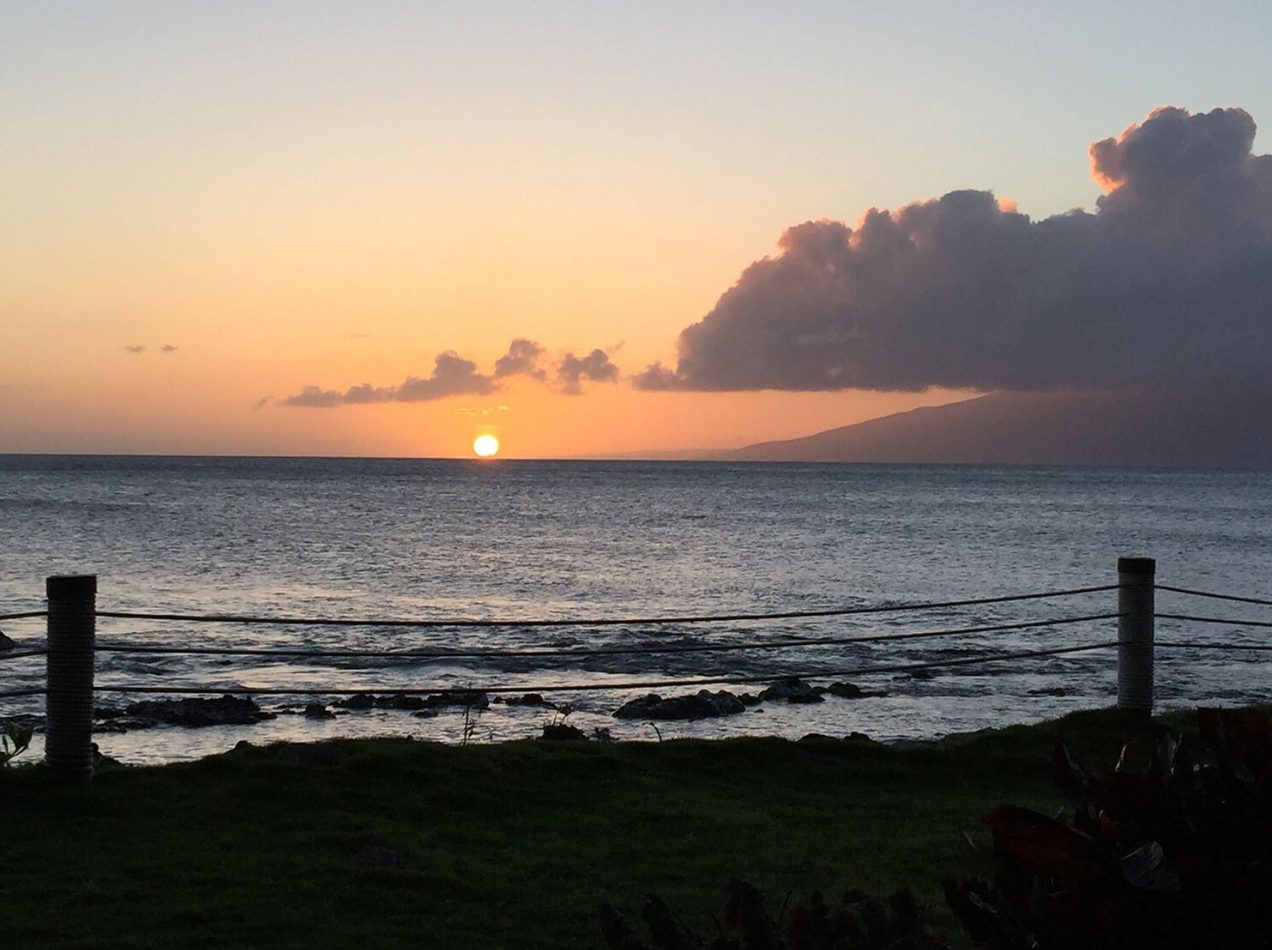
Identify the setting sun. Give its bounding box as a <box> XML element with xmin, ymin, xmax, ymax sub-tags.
<box><xmin>473</xmin><ymin>434</ymin><xmax>500</xmax><ymax>457</ymax></box>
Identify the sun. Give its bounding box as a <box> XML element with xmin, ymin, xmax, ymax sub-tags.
<box><xmin>472</xmin><ymin>434</ymin><xmax>500</xmax><ymax>457</ymax></box>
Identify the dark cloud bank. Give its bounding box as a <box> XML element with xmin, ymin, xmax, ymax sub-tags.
<box><xmin>638</xmin><ymin>106</ymin><xmax>1272</xmax><ymax>397</ymax></box>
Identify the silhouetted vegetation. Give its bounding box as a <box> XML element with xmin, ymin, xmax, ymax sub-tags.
<box><xmin>945</xmin><ymin>708</ymin><xmax>1272</xmax><ymax>949</ymax></box>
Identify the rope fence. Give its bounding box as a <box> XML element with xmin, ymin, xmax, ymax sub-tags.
<box><xmin>6</xmin><ymin>559</ymin><xmax>1272</xmax><ymax>778</ymax></box>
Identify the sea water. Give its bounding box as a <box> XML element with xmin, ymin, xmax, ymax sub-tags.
<box><xmin>1</xmin><ymin>455</ymin><xmax>1270</xmax><ymax>764</ymax></box>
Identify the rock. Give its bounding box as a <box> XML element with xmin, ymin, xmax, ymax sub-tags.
<box><xmin>120</xmin><ymin>694</ymin><xmax>275</xmax><ymax>729</ymax></box>
<box><xmin>826</xmin><ymin>682</ymin><xmax>887</xmax><ymax>699</ymax></box>
<box><xmin>540</xmin><ymin>722</ymin><xmax>588</xmax><ymax>741</ymax></box>
<box><xmin>613</xmin><ymin>690</ymin><xmax>746</xmax><ymax>720</ymax></box>
<box><xmin>335</xmin><ymin>693</ymin><xmax>376</xmax><ymax>710</ymax></box>
<box><xmin>424</xmin><ymin>690</ymin><xmax>490</xmax><ymax>710</ymax></box>
<box><xmin>905</xmin><ymin>669</ymin><xmax>935</xmax><ymax>681</ymax></box>
<box><xmin>373</xmin><ymin>693</ymin><xmax>427</xmax><ymax>710</ymax></box>
<box><xmin>499</xmin><ymin>693</ymin><xmax>557</xmax><ymax>709</ymax></box>
<box><xmin>1029</xmin><ymin>686</ymin><xmax>1067</xmax><ymax>697</ymax></box>
<box><xmin>846</xmin><ymin>731</ymin><xmax>874</xmax><ymax>742</ymax></box>
<box><xmin>757</xmin><ymin>677</ymin><xmax>825</xmax><ymax>704</ymax></box>
<box><xmin>0</xmin><ymin>630</ymin><xmax>16</xmax><ymax>651</ymax></box>
<box><xmin>303</xmin><ymin>703</ymin><xmax>335</xmax><ymax>720</ymax></box>
<box><xmin>737</xmin><ymin>693</ymin><xmax>763</xmax><ymax>706</ymax></box>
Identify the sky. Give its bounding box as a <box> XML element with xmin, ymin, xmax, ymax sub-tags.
<box><xmin>3</xmin><ymin>1</ymin><xmax>1271</xmax><ymax>458</ymax></box>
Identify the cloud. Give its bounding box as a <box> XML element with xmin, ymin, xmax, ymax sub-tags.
<box><xmin>556</xmin><ymin>349</ymin><xmax>620</xmax><ymax>395</ymax></box>
<box><xmin>283</xmin><ymin>339</ymin><xmax>621</xmax><ymax>407</ymax></box>
<box><xmin>284</xmin><ymin>351</ymin><xmax>496</xmax><ymax>407</ymax></box>
<box><xmin>634</xmin><ymin>106</ymin><xmax>1272</xmax><ymax>395</ymax></box>
<box><xmin>493</xmin><ymin>338</ymin><xmax>547</xmax><ymax>381</ymax></box>
<box><xmin>124</xmin><ymin>344</ymin><xmax>145</xmax><ymax>354</ymax></box>
<box><xmin>161</xmin><ymin>344</ymin><xmax>177</xmax><ymax>354</ymax></box>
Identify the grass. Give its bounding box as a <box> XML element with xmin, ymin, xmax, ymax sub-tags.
<box><xmin>0</xmin><ymin>706</ymin><xmax>1209</xmax><ymax>949</ymax></box>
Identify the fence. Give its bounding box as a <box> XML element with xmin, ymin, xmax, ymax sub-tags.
<box><xmin>3</xmin><ymin>556</ymin><xmax>1271</xmax><ymax>780</ymax></box>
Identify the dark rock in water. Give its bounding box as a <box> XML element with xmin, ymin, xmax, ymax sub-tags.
<box><xmin>336</xmin><ymin>694</ymin><xmax>377</xmax><ymax>710</ymax></box>
<box><xmin>121</xmin><ymin>694</ymin><xmax>275</xmax><ymax>729</ymax></box>
<box><xmin>303</xmin><ymin>703</ymin><xmax>335</xmax><ymax>720</ymax></box>
<box><xmin>374</xmin><ymin>693</ymin><xmax>427</xmax><ymax>710</ymax></box>
<box><xmin>411</xmin><ymin>709</ymin><xmax>439</xmax><ymax>719</ymax></box>
<box><xmin>905</xmin><ymin>669</ymin><xmax>935</xmax><ymax>681</ymax></box>
<box><xmin>826</xmin><ymin>682</ymin><xmax>887</xmax><ymax>699</ymax></box>
<box><xmin>540</xmin><ymin>722</ymin><xmax>588</xmax><ymax>741</ymax></box>
<box><xmin>0</xmin><ymin>630</ymin><xmax>16</xmax><ymax>651</ymax></box>
<box><xmin>612</xmin><ymin>690</ymin><xmax>746</xmax><ymax>720</ymax></box>
<box><xmin>758</xmin><ymin>677</ymin><xmax>825</xmax><ymax>704</ymax></box>
<box><xmin>367</xmin><ymin>691</ymin><xmax>488</xmax><ymax>711</ymax></box>
<box><xmin>1029</xmin><ymin>686</ymin><xmax>1067</xmax><ymax>697</ymax></box>
<box><xmin>499</xmin><ymin>693</ymin><xmax>557</xmax><ymax>709</ymax></box>
<box><xmin>424</xmin><ymin>690</ymin><xmax>490</xmax><ymax>710</ymax></box>
<box><xmin>737</xmin><ymin>693</ymin><xmax>763</xmax><ymax>706</ymax></box>
<box><xmin>846</xmin><ymin>731</ymin><xmax>874</xmax><ymax>742</ymax></box>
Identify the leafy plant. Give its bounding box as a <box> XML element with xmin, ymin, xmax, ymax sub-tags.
<box><xmin>600</xmin><ymin>878</ymin><xmax>946</xmax><ymax>950</ymax></box>
<box><xmin>1</xmin><ymin>723</ymin><xmax>33</xmax><ymax>767</ymax></box>
<box><xmin>945</xmin><ymin>708</ymin><xmax>1272</xmax><ymax>949</ymax></box>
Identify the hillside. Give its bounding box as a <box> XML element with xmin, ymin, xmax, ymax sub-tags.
<box><xmin>726</xmin><ymin>389</ymin><xmax>1272</xmax><ymax>468</ymax></box>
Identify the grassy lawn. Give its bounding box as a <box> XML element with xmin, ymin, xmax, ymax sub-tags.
<box><xmin>0</xmin><ymin>707</ymin><xmax>1196</xmax><ymax>949</ymax></box>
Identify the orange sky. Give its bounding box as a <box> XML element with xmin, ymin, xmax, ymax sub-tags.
<box><xmin>3</xmin><ymin>4</ymin><xmax>1267</xmax><ymax>458</ymax></box>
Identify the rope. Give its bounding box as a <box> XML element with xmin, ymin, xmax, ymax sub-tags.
<box><xmin>0</xmin><ymin>649</ymin><xmax>48</xmax><ymax>661</ymax></box>
<box><xmin>87</xmin><ymin>641</ymin><xmax>1117</xmax><ymax>697</ymax></box>
<box><xmin>91</xmin><ymin>584</ymin><xmax>1121</xmax><ymax>629</ymax></box>
<box><xmin>0</xmin><ymin>688</ymin><xmax>46</xmax><ymax>699</ymax></box>
<box><xmin>1156</xmin><ymin>613</ymin><xmax>1272</xmax><ymax>629</ymax></box>
<box><xmin>91</xmin><ymin>612</ymin><xmax>1121</xmax><ymax>661</ymax></box>
<box><xmin>1156</xmin><ymin>586</ymin><xmax>1272</xmax><ymax>608</ymax></box>
<box><xmin>1156</xmin><ymin>641</ymin><xmax>1272</xmax><ymax>652</ymax></box>
<box><xmin>0</xmin><ymin>611</ymin><xmax>46</xmax><ymax>621</ymax></box>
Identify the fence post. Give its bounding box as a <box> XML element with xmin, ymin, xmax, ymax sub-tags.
<box><xmin>45</xmin><ymin>575</ymin><xmax>97</xmax><ymax>780</ymax></box>
<box><xmin>1116</xmin><ymin>557</ymin><xmax>1155</xmax><ymax>721</ymax></box>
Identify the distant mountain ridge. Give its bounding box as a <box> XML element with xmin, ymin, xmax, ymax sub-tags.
<box><xmin>724</xmin><ymin>390</ymin><xmax>1272</xmax><ymax>469</ymax></box>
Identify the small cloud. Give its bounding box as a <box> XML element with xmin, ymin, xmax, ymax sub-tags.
<box><xmin>493</xmin><ymin>338</ymin><xmax>547</xmax><ymax>380</ymax></box>
<box><xmin>556</xmin><ymin>349</ymin><xmax>620</xmax><ymax>395</ymax></box>
<box><xmin>124</xmin><ymin>344</ymin><xmax>145</xmax><ymax>354</ymax></box>
<box><xmin>283</xmin><ymin>351</ymin><xmax>496</xmax><ymax>407</ymax></box>
<box><xmin>455</xmin><ymin>404</ymin><xmax>513</xmax><ymax>417</ymax></box>
<box><xmin>161</xmin><ymin>344</ymin><xmax>177</xmax><ymax>354</ymax></box>
<box><xmin>252</xmin><ymin>396</ymin><xmax>273</xmax><ymax>410</ymax></box>
<box><xmin>631</xmin><ymin>361</ymin><xmax>686</xmax><ymax>391</ymax></box>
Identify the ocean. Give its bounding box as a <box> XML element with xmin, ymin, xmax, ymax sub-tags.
<box><xmin>2</xmin><ymin>455</ymin><xmax>1271</xmax><ymax>764</ymax></box>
